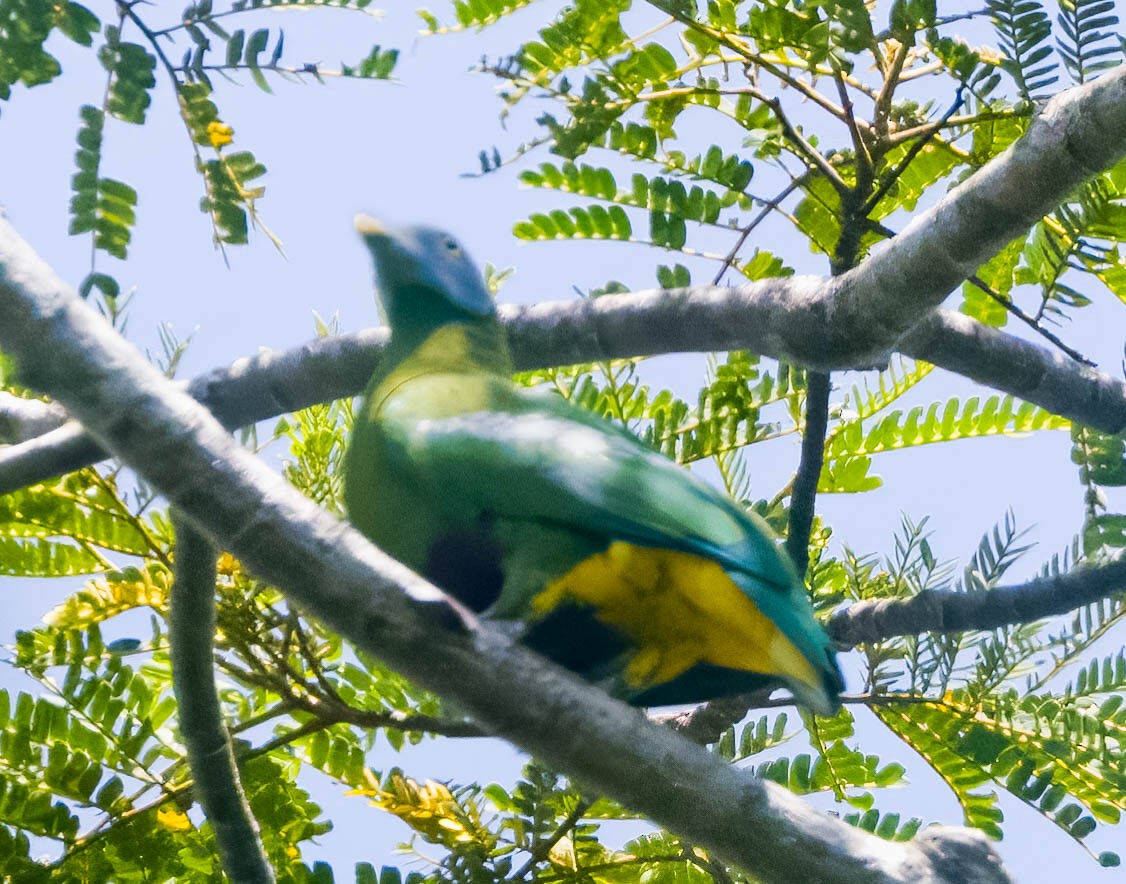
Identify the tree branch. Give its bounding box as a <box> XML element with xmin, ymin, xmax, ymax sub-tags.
<box><xmin>3</xmin><ymin>291</ymin><xmax>1125</xmax><ymax>499</ymax></box>
<box><xmin>0</xmin><ymin>391</ymin><xmax>67</xmax><ymax>443</ymax></box>
<box><xmin>965</xmin><ymin>274</ymin><xmax>1093</xmax><ymax>365</ymax></box>
<box><xmin>0</xmin><ymin>329</ymin><xmax>387</xmax><ymax>494</ymax></box>
<box><xmin>0</xmin><ymin>218</ymin><xmax>1009</xmax><ymax>884</ymax></box>
<box><xmin>895</xmin><ymin>310</ymin><xmax>1124</xmax><ymax>426</ymax></box>
<box><xmin>651</xmin><ymin>690</ymin><xmax>774</xmax><ymax>746</ymax></box>
<box><xmin>829</xmin><ymin>557</ymin><xmax>1126</xmax><ymax>647</ymax></box>
<box><xmin>821</xmin><ymin>65</ymin><xmax>1126</xmax><ymax>361</ymax></box>
<box><xmin>3</xmin><ymin>294</ymin><xmax>1124</xmax><ymax>498</ymax></box>
<box><xmin>170</xmin><ymin>512</ymin><xmax>273</xmax><ymax>884</ymax></box>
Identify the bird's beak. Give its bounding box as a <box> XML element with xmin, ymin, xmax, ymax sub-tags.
<box><xmin>354</xmin><ymin>214</ymin><xmax>387</xmax><ymax>237</ymax></box>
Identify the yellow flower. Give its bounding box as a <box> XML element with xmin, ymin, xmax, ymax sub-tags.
<box><xmin>207</xmin><ymin>121</ymin><xmax>234</xmax><ymax>149</ymax></box>
<box><xmin>157</xmin><ymin>805</ymin><xmax>193</xmax><ymax>832</ymax></box>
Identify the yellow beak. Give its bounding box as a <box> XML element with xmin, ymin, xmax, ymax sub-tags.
<box><xmin>353</xmin><ymin>214</ymin><xmax>386</xmax><ymax>236</ymax></box>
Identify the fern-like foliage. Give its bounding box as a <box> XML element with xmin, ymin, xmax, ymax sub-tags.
<box><xmin>821</xmin><ymin>395</ymin><xmax>1069</xmax><ymax>493</ymax></box>
<box><xmin>1072</xmin><ymin>424</ymin><xmax>1126</xmax><ymax>556</ymax></box>
<box><xmin>0</xmin><ymin>470</ymin><xmax>159</xmax><ymax>576</ymax></box>
<box><xmin>187</xmin><ymin>24</ymin><xmax>397</xmax><ymax>91</ymax></box>
<box><xmin>819</xmin><ymin>511</ymin><xmax>1126</xmax><ymax>867</ymax></box>
<box><xmin>516</xmin><ymin>158</ymin><xmax>757</xmax><ymax>251</ymax></box>
<box><xmin>1055</xmin><ymin>0</ymin><xmax>1120</xmax><ymax>84</ymax></box>
<box><xmin>100</xmin><ymin>26</ymin><xmax>156</xmax><ymax>124</ymax></box>
<box><xmin>69</xmin><ymin>105</ymin><xmax>134</xmax><ymax>317</ymax></box>
<box><xmin>875</xmin><ymin>688</ymin><xmax>1123</xmax><ymax>866</ymax></box>
<box><xmin>714</xmin><ymin>711</ymin><xmax>797</xmax><ymax>762</ymax></box>
<box><xmin>517</xmin><ymin>351</ymin><xmax>804</xmax><ymax>466</ymax></box>
<box><xmin>988</xmin><ymin>0</ymin><xmax>1059</xmax><ymax>100</ymax></box>
<box><xmin>843</xmin><ymin>808</ymin><xmax>923</xmax><ymax>842</ymax></box>
<box><xmin>62</xmin><ymin>21</ymin><xmax>154</xmax><ymax>321</ymax></box>
<box><xmin>0</xmin><ymin>386</ymin><xmax>448</xmax><ymax>878</ymax></box>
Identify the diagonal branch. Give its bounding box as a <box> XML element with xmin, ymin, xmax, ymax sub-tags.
<box><xmin>0</xmin><ymin>329</ymin><xmax>388</xmax><ymax>494</ymax></box>
<box><xmin>0</xmin><ymin>215</ymin><xmax>1009</xmax><ymax>884</ymax></box>
<box><xmin>895</xmin><ymin>310</ymin><xmax>1124</xmax><ymax>427</ymax></box>
<box><xmin>829</xmin><ymin>558</ymin><xmax>1126</xmax><ymax>648</ymax></box>
<box><xmin>818</xmin><ymin>65</ymin><xmax>1126</xmax><ymax>362</ymax></box>
<box><xmin>965</xmin><ymin>274</ymin><xmax>1093</xmax><ymax>365</ymax></box>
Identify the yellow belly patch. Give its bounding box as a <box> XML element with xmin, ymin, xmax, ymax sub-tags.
<box><xmin>531</xmin><ymin>542</ymin><xmax>819</xmax><ymax>691</ymax></box>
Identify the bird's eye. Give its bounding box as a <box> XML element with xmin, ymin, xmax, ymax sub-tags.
<box><xmin>444</xmin><ymin>239</ymin><xmax>461</xmax><ymax>254</ymax></box>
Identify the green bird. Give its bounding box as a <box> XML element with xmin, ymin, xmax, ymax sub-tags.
<box><xmin>345</xmin><ymin>217</ymin><xmax>843</xmax><ymax>714</ymax></box>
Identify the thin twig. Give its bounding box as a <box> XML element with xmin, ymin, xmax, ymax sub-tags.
<box><xmin>872</xmin><ymin>40</ymin><xmax>911</xmax><ymax>140</ymax></box>
<box><xmin>863</xmin><ymin>86</ymin><xmax>966</xmax><ymax>216</ymax></box>
<box><xmin>833</xmin><ymin>61</ymin><xmax>872</xmax><ymax>172</ymax></box>
<box><xmin>751</xmin><ymin>85</ymin><xmax>850</xmax><ymax>194</ymax></box>
<box><xmin>967</xmin><ymin>274</ymin><xmax>1094</xmax><ymax>365</ymax></box>
<box><xmin>711</xmin><ymin>177</ymin><xmax>804</xmax><ymax>285</ymax></box>
<box><xmin>513</xmin><ymin>797</ymin><xmax>595</xmax><ymax>881</ymax></box>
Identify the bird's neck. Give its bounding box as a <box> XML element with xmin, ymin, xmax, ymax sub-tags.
<box><xmin>381</xmin><ymin>316</ymin><xmax>513</xmax><ymax>382</ymax></box>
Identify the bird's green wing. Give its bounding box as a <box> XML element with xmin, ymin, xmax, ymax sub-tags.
<box><xmin>379</xmin><ymin>373</ymin><xmax>766</xmax><ymax>566</ymax></box>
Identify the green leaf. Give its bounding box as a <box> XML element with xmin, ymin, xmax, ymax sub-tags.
<box><xmin>432</xmin><ymin>0</ymin><xmax>538</xmax><ymax>31</ymax></box>
<box><xmin>57</xmin><ymin>2</ymin><xmax>100</xmax><ymax>47</ymax></box>
<box><xmin>822</xmin><ymin>395</ymin><xmax>1069</xmax><ymax>493</ymax></box>
<box><xmin>512</xmin><ymin>205</ymin><xmax>630</xmax><ymax>241</ymax></box>
<box><xmin>341</xmin><ymin>45</ymin><xmax>399</xmax><ymax>79</ymax></box>
<box><xmin>244</xmin><ymin>27</ymin><xmax>272</xmax><ymax>92</ymax></box>
<box><xmin>988</xmin><ymin>0</ymin><xmax>1059</xmax><ymax>100</ymax></box>
<box><xmin>0</xmin><ymin>0</ymin><xmax>99</xmax><ymax>98</ymax></box>
<box><xmin>0</xmin><ymin>535</ymin><xmax>102</xmax><ymax>577</ymax></box>
<box><xmin>1056</xmin><ymin>0</ymin><xmax>1120</xmax><ymax>84</ymax></box>
<box><xmin>226</xmin><ymin>29</ymin><xmax>245</xmax><ymax>67</ymax></box>
<box><xmin>99</xmin><ymin>38</ymin><xmax>156</xmax><ymax>124</ymax></box>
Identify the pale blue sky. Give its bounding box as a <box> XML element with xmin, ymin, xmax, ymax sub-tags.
<box><xmin>2</xmin><ymin>2</ymin><xmax>1123</xmax><ymax>880</ymax></box>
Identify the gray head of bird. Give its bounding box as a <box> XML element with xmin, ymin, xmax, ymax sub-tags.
<box><xmin>355</xmin><ymin>215</ymin><xmax>495</xmax><ymax>325</ymax></box>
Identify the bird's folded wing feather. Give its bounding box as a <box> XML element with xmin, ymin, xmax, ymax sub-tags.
<box><xmin>378</xmin><ymin>374</ymin><xmax>796</xmax><ymax>593</ymax></box>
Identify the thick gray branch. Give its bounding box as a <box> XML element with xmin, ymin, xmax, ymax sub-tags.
<box><xmin>503</xmin><ymin>298</ymin><xmax>1126</xmax><ymax>431</ymax></box>
<box><xmin>514</xmin><ymin>279</ymin><xmax>1126</xmax><ymax>442</ymax></box>
<box><xmin>0</xmin><ymin>219</ymin><xmax>1008</xmax><ymax>884</ymax></box>
<box><xmin>0</xmin><ymin>330</ymin><xmax>387</xmax><ymax>493</ymax></box>
<box><xmin>898</xmin><ymin>311</ymin><xmax>1126</xmax><ymax>427</ymax></box>
<box><xmin>829</xmin><ymin>558</ymin><xmax>1126</xmax><ymax>647</ymax></box>
<box><xmin>3</xmin><ymin>296</ymin><xmax>1125</xmax><ymax>498</ymax></box>
<box><xmin>0</xmin><ymin>390</ymin><xmax>67</xmax><ymax>443</ymax></box>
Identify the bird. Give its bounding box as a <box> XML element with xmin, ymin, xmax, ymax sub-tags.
<box><xmin>344</xmin><ymin>217</ymin><xmax>843</xmax><ymax>714</ymax></box>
